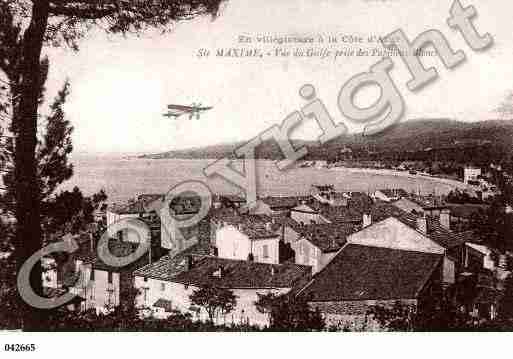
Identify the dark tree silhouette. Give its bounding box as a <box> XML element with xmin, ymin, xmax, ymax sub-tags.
<box><xmin>189</xmin><ymin>284</ymin><xmax>236</xmax><ymax>323</ymax></box>
<box><xmin>255</xmin><ymin>292</ymin><xmax>325</xmax><ymax>331</ymax></box>
<box><xmin>0</xmin><ymin>0</ymin><xmax>225</xmax><ymax>330</ymax></box>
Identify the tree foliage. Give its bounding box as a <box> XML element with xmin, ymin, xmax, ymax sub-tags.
<box><xmin>498</xmin><ymin>274</ymin><xmax>513</xmax><ymax>321</ymax></box>
<box><xmin>189</xmin><ymin>284</ymin><xmax>236</xmax><ymax>323</ymax></box>
<box><xmin>0</xmin><ymin>0</ymin><xmax>226</xmax><ymax>330</ymax></box>
<box><xmin>469</xmin><ymin>168</ymin><xmax>513</xmax><ymax>252</ymax></box>
<box><xmin>255</xmin><ymin>292</ymin><xmax>325</xmax><ymax>331</ymax></box>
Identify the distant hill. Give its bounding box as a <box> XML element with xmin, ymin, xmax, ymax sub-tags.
<box><xmin>139</xmin><ymin>119</ymin><xmax>513</xmax><ymax>161</ymax></box>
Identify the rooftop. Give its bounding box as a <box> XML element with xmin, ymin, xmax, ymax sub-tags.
<box><xmin>75</xmin><ymin>238</ymin><xmax>167</xmax><ymax>272</ymax></box>
<box><xmin>259</xmin><ymin>196</ymin><xmax>307</xmax><ymax>209</ymax></box>
<box><xmin>212</xmin><ymin>213</ymin><xmax>279</xmax><ymax>240</ymax></box>
<box><xmin>300</xmin><ymin>244</ymin><xmax>442</xmax><ymax>302</ymax></box>
<box><xmin>297</xmin><ymin>222</ymin><xmax>359</xmax><ymax>252</ymax></box>
<box><xmin>396</xmin><ymin>212</ymin><xmax>465</xmax><ymax>249</ymax></box>
<box><xmin>137</xmin><ymin>255</ymin><xmax>312</xmax><ymax>289</ymax></box>
<box><xmin>134</xmin><ymin>242</ymin><xmax>213</xmax><ymax>280</ymax></box>
<box><xmin>377</xmin><ymin>188</ymin><xmax>409</xmax><ymax>198</ymax></box>
<box><xmin>109</xmin><ymin>200</ymin><xmax>146</xmax><ymax>215</ymax></box>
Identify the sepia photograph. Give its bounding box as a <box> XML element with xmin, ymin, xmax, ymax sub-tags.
<box><xmin>0</xmin><ymin>0</ymin><xmax>512</xmax><ymax>355</ymax></box>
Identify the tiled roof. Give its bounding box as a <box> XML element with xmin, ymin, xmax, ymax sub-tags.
<box><xmin>109</xmin><ymin>200</ymin><xmax>146</xmax><ymax>215</ymax></box>
<box><xmin>219</xmin><ymin>194</ymin><xmax>246</xmax><ymax>203</ymax></box>
<box><xmin>212</xmin><ymin>213</ymin><xmax>279</xmax><ymax>240</ymax></box>
<box><xmin>273</xmin><ymin>215</ymin><xmax>303</xmax><ymax>232</ymax></box>
<box><xmin>297</xmin><ymin>223</ymin><xmax>359</xmax><ymax>252</ymax></box>
<box><xmin>259</xmin><ymin>196</ymin><xmax>305</xmax><ymax>209</ymax></box>
<box><xmin>76</xmin><ymin>239</ymin><xmax>167</xmax><ymax>272</ymax></box>
<box><xmin>134</xmin><ymin>242</ymin><xmax>214</xmax><ymax>280</ymax></box>
<box><xmin>369</xmin><ymin>201</ymin><xmax>406</xmax><ymax>222</ymax></box>
<box><xmin>300</xmin><ymin>244</ymin><xmax>442</xmax><ymax>302</ymax></box>
<box><xmin>209</xmin><ymin>206</ymin><xmax>239</xmax><ymax>220</ymax></box>
<box><xmin>305</xmin><ymin>193</ymin><xmax>375</xmax><ymax>224</ymax></box>
<box><xmin>396</xmin><ymin>212</ymin><xmax>465</xmax><ymax>249</ymax></box>
<box><xmin>169</xmin><ymin>256</ymin><xmax>312</xmax><ymax>289</ymax></box>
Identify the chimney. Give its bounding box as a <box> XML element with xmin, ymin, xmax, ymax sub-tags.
<box><xmin>416</xmin><ymin>215</ymin><xmax>427</xmax><ymax>234</ymax></box>
<box><xmin>362</xmin><ymin>213</ymin><xmax>372</xmax><ymax>228</ymax></box>
<box><xmin>62</xmin><ymin>233</ymin><xmax>73</xmax><ymax>247</ymax></box>
<box><xmin>213</xmin><ymin>266</ymin><xmax>223</xmax><ymax>278</ymax></box>
<box><xmin>185</xmin><ymin>255</ymin><xmax>194</xmax><ymax>271</ymax></box>
<box><xmin>89</xmin><ymin>232</ymin><xmax>94</xmax><ymax>253</ymax></box>
<box><xmin>210</xmin><ymin>246</ymin><xmax>218</xmax><ymax>257</ymax></box>
<box><xmin>440</xmin><ymin>209</ymin><xmax>450</xmax><ymax>230</ymax></box>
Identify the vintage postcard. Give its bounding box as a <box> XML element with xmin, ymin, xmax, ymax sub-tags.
<box><xmin>1</xmin><ymin>0</ymin><xmax>512</xmax><ymax>355</ymax></box>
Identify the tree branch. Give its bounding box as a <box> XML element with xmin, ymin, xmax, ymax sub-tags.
<box><xmin>49</xmin><ymin>4</ymin><xmax>117</xmax><ymax>18</ymax></box>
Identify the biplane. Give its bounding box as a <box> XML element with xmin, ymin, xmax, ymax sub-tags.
<box><xmin>162</xmin><ymin>103</ymin><xmax>213</xmax><ymax>120</ymax></box>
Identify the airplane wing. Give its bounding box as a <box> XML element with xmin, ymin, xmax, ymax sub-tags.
<box><xmin>196</xmin><ymin>106</ymin><xmax>213</xmax><ymax>111</ymax></box>
<box><xmin>167</xmin><ymin>104</ymin><xmax>213</xmax><ymax>112</ymax></box>
<box><xmin>165</xmin><ymin>104</ymin><xmax>213</xmax><ymax>119</ymax></box>
<box><xmin>167</xmin><ymin>104</ymin><xmax>195</xmax><ymax>112</ymax></box>
<box><xmin>162</xmin><ymin>112</ymin><xmax>181</xmax><ymax>118</ymax></box>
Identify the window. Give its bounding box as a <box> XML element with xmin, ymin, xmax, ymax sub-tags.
<box><xmin>143</xmin><ymin>288</ymin><xmax>148</xmax><ymax>304</ymax></box>
<box><xmin>160</xmin><ymin>282</ymin><xmax>166</xmax><ymax>292</ymax></box>
<box><xmin>90</xmin><ymin>269</ymin><xmax>95</xmax><ymax>281</ymax></box>
<box><xmin>263</xmin><ymin>244</ymin><xmax>269</xmax><ymax>259</ymax></box>
<box><xmin>108</xmin><ymin>271</ymin><xmax>113</xmax><ymax>284</ymax></box>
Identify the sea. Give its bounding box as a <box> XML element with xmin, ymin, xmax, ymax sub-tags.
<box><xmin>59</xmin><ymin>153</ymin><xmax>465</xmax><ymax>205</ymax></box>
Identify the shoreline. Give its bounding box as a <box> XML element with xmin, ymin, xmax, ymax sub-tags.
<box><xmin>329</xmin><ymin>166</ymin><xmax>468</xmax><ymax>191</ymax></box>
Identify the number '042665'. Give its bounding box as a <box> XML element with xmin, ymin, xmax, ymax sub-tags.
<box><xmin>4</xmin><ymin>344</ymin><xmax>36</xmax><ymax>352</ymax></box>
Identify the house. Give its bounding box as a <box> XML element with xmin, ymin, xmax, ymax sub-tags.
<box><xmin>310</xmin><ymin>184</ymin><xmax>336</xmax><ymax>198</ymax></box>
<box><xmin>269</xmin><ymin>215</ymin><xmax>302</xmax><ymax>245</ymax></box>
<box><xmin>309</xmin><ymin>184</ymin><xmax>344</xmax><ymax>206</ymax></box>
<box><xmin>253</xmin><ymin>196</ymin><xmax>305</xmax><ymax>216</ymax></box>
<box><xmin>457</xmin><ymin>270</ymin><xmax>501</xmax><ymax>322</ymax></box>
<box><xmin>212</xmin><ymin>214</ymin><xmax>281</xmax><ymax>264</ymax></box>
<box><xmin>373</xmin><ymin>189</ymin><xmax>409</xmax><ymax>202</ymax></box>
<box><xmin>134</xmin><ymin>255</ymin><xmax>311</xmax><ymax>327</ymax></box>
<box><xmin>346</xmin><ymin>216</ymin><xmax>459</xmax><ymax>285</ymax></box>
<box><xmin>392</xmin><ymin>198</ymin><xmax>452</xmax><ymax>230</ymax></box>
<box><xmin>394</xmin><ymin>212</ymin><xmax>467</xmax><ymax>273</ymax></box>
<box><xmin>160</xmin><ymin>193</ymin><xmax>206</xmax><ymax>255</ymax></box>
<box><xmin>290</xmin><ymin>203</ymin><xmax>329</xmax><ymax>225</ymax></box>
<box><xmin>69</xmin><ymin>226</ymin><xmax>166</xmax><ymax>314</ymax></box>
<box><xmin>464</xmin><ymin>166</ymin><xmax>481</xmax><ymax>185</ymax></box>
<box><xmin>392</xmin><ymin>197</ymin><xmax>425</xmax><ymax>214</ymax></box>
<box><xmin>299</xmin><ymin>244</ymin><xmax>444</xmax><ymax>330</ymax></box>
<box><xmin>106</xmin><ymin>200</ymin><xmax>147</xmax><ymax>243</ymax></box>
<box><xmin>106</xmin><ymin>194</ymin><xmax>163</xmax><ymax>243</ymax></box>
<box><xmin>291</xmin><ymin>222</ymin><xmax>358</xmax><ymax>273</ymax></box>
<box><xmin>464</xmin><ymin>242</ymin><xmax>495</xmax><ymax>272</ymax></box>
<box><xmin>217</xmin><ymin>194</ymin><xmax>246</xmax><ymax>209</ymax></box>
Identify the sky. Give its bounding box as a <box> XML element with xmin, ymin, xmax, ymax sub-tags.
<box><xmin>40</xmin><ymin>0</ymin><xmax>513</xmax><ymax>154</ymax></box>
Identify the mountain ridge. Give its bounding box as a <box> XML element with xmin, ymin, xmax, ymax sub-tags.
<box><xmin>139</xmin><ymin>119</ymin><xmax>513</xmax><ymax>160</ymax></box>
